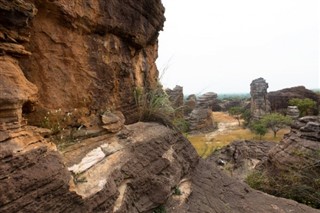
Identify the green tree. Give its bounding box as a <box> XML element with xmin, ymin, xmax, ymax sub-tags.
<box><xmin>250</xmin><ymin>121</ymin><xmax>268</xmax><ymax>140</ymax></box>
<box><xmin>228</xmin><ymin>106</ymin><xmax>243</xmax><ymax>126</ymax></box>
<box><xmin>288</xmin><ymin>98</ymin><xmax>317</xmax><ymax>116</ymax></box>
<box><xmin>261</xmin><ymin>113</ymin><xmax>293</xmax><ymax>138</ymax></box>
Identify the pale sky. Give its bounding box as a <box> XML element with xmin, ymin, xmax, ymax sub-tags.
<box><xmin>156</xmin><ymin>0</ymin><xmax>320</xmax><ymax>94</ymax></box>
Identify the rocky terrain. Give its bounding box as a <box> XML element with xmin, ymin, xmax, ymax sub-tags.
<box><xmin>250</xmin><ymin>77</ymin><xmax>271</xmax><ymax>119</ymax></box>
<box><xmin>268</xmin><ymin>86</ymin><xmax>320</xmax><ymax>114</ymax></box>
<box><xmin>211</xmin><ymin>116</ymin><xmax>320</xmax><ymax>209</ymax></box>
<box><xmin>1</xmin><ymin>1</ymin><xmax>320</xmax><ymax>213</ymax></box>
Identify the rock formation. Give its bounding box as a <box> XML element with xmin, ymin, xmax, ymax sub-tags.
<box><xmin>1</xmin><ymin>1</ymin><xmax>320</xmax><ymax>213</ymax></box>
<box><xmin>188</xmin><ymin>92</ymin><xmax>217</xmax><ymax>132</ymax></box>
<box><xmin>250</xmin><ymin>78</ymin><xmax>271</xmax><ymax>119</ymax></box>
<box><xmin>165</xmin><ymin>85</ymin><xmax>184</xmax><ymax>116</ymax></box>
<box><xmin>210</xmin><ymin>140</ymin><xmax>276</xmax><ymax>181</ymax></box>
<box><xmin>268</xmin><ymin>86</ymin><xmax>320</xmax><ymax>114</ymax></box>
<box><xmin>253</xmin><ymin>116</ymin><xmax>320</xmax><ymax>208</ymax></box>
<box><xmin>16</xmin><ymin>0</ymin><xmax>165</xmax><ymax>124</ymax></box>
<box><xmin>184</xmin><ymin>94</ymin><xmax>197</xmax><ymax>115</ymax></box>
<box><xmin>287</xmin><ymin>106</ymin><xmax>300</xmax><ymax>119</ymax></box>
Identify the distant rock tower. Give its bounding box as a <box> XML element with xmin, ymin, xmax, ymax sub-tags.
<box><xmin>250</xmin><ymin>78</ymin><xmax>271</xmax><ymax>119</ymax></box>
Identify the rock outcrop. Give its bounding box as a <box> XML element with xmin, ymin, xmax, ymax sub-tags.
<box><xmin>210</xmin><ymin>140</ymin><xmax>276</xmax><ymax>181</ymax></box>
<box><xmin>287</xmin><ymin>106</ymin><xmax>300</xmax><ymax>119</ymax></box>
<box><xmin>250</xmin><ymin>78</ymin><xmax>271</xmax><ymax>119</ymax></box>
<box><xmin>184</xmin><ymin>94</ymin><xmax>197</xmax><ymax>115</ymax></box>
<box><xmin>252</xmin><ymin>116</ymin><xmax>320</xmax><ymax>208</ymax></box>
<box><xmin>1</xmin><ymin>1</ymin><xmax>320</xmax><ymax>213</ymax></box>
<box><xmin>165</xmin><ymin>85</ymin><xmax>184</xmax><ymax>116</ymax></box>
<box><xmin>268</xmin><ymin>86</ymin><xmax>319</xmax><ymax>115</ymax></box>
<box><xmin>188</xmin><ymin>92</ymin><xmax>217</xmax><ymax>132</ymax></box>
<box><xmin>13</xmin><ymin>0</ymin><xmax>165</xmax><ymax>124</ymax></box>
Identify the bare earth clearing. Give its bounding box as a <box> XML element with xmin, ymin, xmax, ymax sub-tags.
<box><xmin>188</xmin><ymin>112</ymin><xmax>290</xmax><ymax>157</ymax></box>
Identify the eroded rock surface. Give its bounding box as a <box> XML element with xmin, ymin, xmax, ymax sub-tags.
<box><xmin>165</xmin><ymin>85</ymin><xmax>184</xmax><ymax>116</ymax></box>
<box><xmin>250</xmin><ymin>78</ymin><xmax>271</xmax><ymax>119</ymax></box>
<box><xmin>188</xmin><ymin>92</ymin><xmax>217</xmax><ymax>132</ymax></box>
<box><xmin>268</xmin><ymin>86</ymin><xmax>319</xmax><ymax>114</ymax></box>
<box><xmin>210</xmin><ymin>140</ymin><xmax>276</xmax><ymax>181</ymax></box>
<box><xmin>254</xmin><ymin>116</ymin><xmax>320</xmax><ymax>208</ymax></box>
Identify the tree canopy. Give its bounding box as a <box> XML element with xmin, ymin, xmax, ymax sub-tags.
<box><xmin>261</xmin><ymin>113</ymin><xmax>293</xmax><ymax>138</ymax></box>
<box><xmin>288</xmin><ymin>98</ymin><xmax>317</xmax><ymax>116</ymax></box>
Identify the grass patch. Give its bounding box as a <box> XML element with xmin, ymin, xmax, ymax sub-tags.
<box><xmin>188</xmin><ymin>112</ymin><xmax>290</xmax><ymax>158</ymax></box>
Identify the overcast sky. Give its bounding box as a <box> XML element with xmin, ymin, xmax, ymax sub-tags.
<box><xmin>156</xmin><ymin>0</ymin><xmax>319</xmax><ymax>95</ymax></box>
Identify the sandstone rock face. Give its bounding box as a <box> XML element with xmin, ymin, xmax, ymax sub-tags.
<box><xmin>101</xmin><ymin>111</ymin><xmax>125</xmax><ymax>133</ymax></box>
<box><xmin>255</xmin><ymin>116</ymin><xmax>320</xmax><ymax>208</ymax></box>
<box><xmin>188</xmin><ymin>92</ymin><xmax>217</xmax><ymax>132</ymax></box>
<box><xmin>250</xmin><ymin>78</ymin><xmax>271</xmax><ymax>119</ymax></box>
<box><xmin>12</xmin><ymin>0</ymin><xmax>165</xmax><ymax>123</ymax></box>
<box><xmin>165</xmin><ymin>85</ymin><xmax>184</xmax><ymax>111</ymax></box>
<box><xmin>210</xmin><ymin>140</ymin><xmax>276</xmax><ymax>181</ymax></box>
<box><xmin>0</xmin><ymin>122</ymin><xmax>199</xmax><ymax>213</ymax></box>
<box><xmin>0</xmin><ymin>56</ymin><xmax>38</xmax><ymax>130</ymax></box>
<box><xmin>268</xmin><ymin>86</ymin><xmax>319</xmax><ymax>114</ymax></box>
<box><xmin>184</xmin><ymin>94</ymin><xmax>197</xmax><ymax>115</ymax></box>
<box><xmin>287</xmin><ymin>106</ymin><xmax>300</xmax><ymax>119</ymax></box>
<box><xmin>177</xmin><ymin>159</ymin><xmax>319</xmax><ymax>213</ymax></box>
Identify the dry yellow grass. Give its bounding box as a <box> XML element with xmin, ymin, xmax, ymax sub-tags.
<box><xmin>188</xmin><ymin>112</ymin><xmax>290</xmax><ymax>158</ymax></box>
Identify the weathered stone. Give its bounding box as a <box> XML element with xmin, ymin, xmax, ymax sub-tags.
<box><xmin>101</xmin><ymin>111</ymin><xmax>125</xmax><ymax>133</ymax></box>
<box><xmin>17</xmin><ymin>0</ymin><xmax>165</xmax><ymax>123</ymax></box>
<box><xmin>184</xmin><ymin>94</ymin><xmax>197</xmax><ymax>115</ymax></box>
<box><xmin>187</xmin><ymin>92</ymin><xmax>217</xmax><ymax>132</ymax></box>
<box><xmin>268</xmin><ymin>86</ymin><xmax>320</xmax><ymax>114</ymax></box>
<box><xmin>287</xmin><ymin>106</ymin><xmax>300</xmax><ymax>119</ymax></box>
<box><xmin>0</xmin><ymin>56</ymin><xmax>38</xmax><ymax>129</ymax></box>
<box><xmin>250</xmin><ymin>78</ymin><xmax>271</xmax><ymax>119</ymax></box>
<box><xmin>210</xmin><ymin>140</ymin><xmax>276</xmax><ymax>181</ymax></box>
<box><xmin>165</xmin><ymin>85</ymin><xmax>184</xmax><ymax>116</ymax></box>
<box><xmin>255</xmin><ymin>116</ymin><xmax>320</xmax><ymax>208</ymax></box>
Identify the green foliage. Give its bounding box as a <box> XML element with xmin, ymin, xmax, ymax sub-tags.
<box><xmin>245</xmin><ymin>171</ymin><xmax>268</xmax><ymax>190</ymax></box>
<box><xmin>173</xmin><ymin>118</ymin><xmax>190</xmax><ymax>133</ymax></box>
<box><xmin>241</xmin><ymin>109</ymin><xmax>251</xmax><ymax>127</ymax></box>
<box><xmin>173</xmin><ymin>186</ymin><xmax>182</xmax><ymax>195</ymax></box>
<box><xmin>250</xmin><ymin>120</ymin><xmax>268</xmax><ymax>140</ymax></box>
<box><xmin>288</xmin><ymin>98</ymin><xmax>317</xmax><ymax>116</ymax></box>
<box><xmin>228</xmin><ymin>106</ymin><xmax>243</xmax><ymax>126</ymax></box>
<box><xmin>134</xmin><ymin>86</ymin><xmax>174</xmax><ymax>121</ymax></box>
<box><xmin>246</xmin><ymin>168</ymin><xmax>320</xmax><ymax>209</ymax></box>
<box><xmin>261</xmin><ymin>113</ymin><xmax>293</xmax><ymax>138</ymax></box>
<box><xmin>153</xmin><ymin>205</ymin><xmax>166</xmax><ymax>213</ymax></box>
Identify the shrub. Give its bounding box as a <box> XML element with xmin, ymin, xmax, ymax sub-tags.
<box><xmin>288</xmin><ymin>98</ymin><xmax>317</xmax><ymax>116</ymax></box>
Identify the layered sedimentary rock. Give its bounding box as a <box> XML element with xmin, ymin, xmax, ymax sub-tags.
<box><xmin>268</xmin><ymin>86</ymin><xmax>319</xmax><ymax>114</ymax></box>
<box><xmin>287</xmin><ymin>106</ymin><xmax>300</xmax><ymax>119</ymax></box>
<box><xmin>250</xmin><ymin>78</ymin><xmax>271</xmax><ymax>119</ymax></box>
<box><xmin>188</xmin><ymin>92</ymin><xmax>217</xmax><ymax>132</ymax></box>
<box><xmin>184</xmin><ymin>94</ymin><xmax>197</xmax><ymax>115</ymax></box>
<box><xmin>1</xmin><ymin>1</ymin><xmax>320</xmax><ymax>213</ymax></box>
<box><xmin>14</xmin><ymin>0</ymin><xmax>165</xmax><ymax>123</ymax></box>
<box><xmin>210</xmin><ymin>140</ymin><xmax>276</xmax><ymax>181</ymax></box>
<box><xmin>165</xmin><ymin>85</ymin><xmax>184</xmax><ymax>116</ymax></box>
<box><xmin>254</xmin><ymin>116</ymin><xmax>320</xmax><ymax>208</ymax></box>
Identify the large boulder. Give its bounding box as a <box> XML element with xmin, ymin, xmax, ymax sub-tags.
<box><xmin>268</xmin><ymin>86</ymin><xmax>320</xmax><ymax>114</ymax></box>
<box><xmin>254</xmin><ymin>116</ymin><xmax>320</xmax><ymax>208</ymax></box>
<box><xmin>188</xmin><ymin>92</ymin><xmax>217</xmax><ymax>132</ymax></box>
<box><xmin>165</xmin><ymin>85</ymin><xmax>184</xmax><ymax>116</ymax></box>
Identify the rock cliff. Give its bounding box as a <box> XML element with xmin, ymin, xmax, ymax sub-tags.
<box><xmin>255</xmin><ymin>116</ymin><xmax>320</xmax><ymax>208</ymax></box>
<box><xmin>1</xmin><ymin>1</ymin><xmax>319</xmax><ymax>213</ymax></box>
<box><xmin>10</xmin><ymin>0</ymin><xmax>165</xmax><ymax>123</ymax></box>
<box><xmin>268</xmin><ymin>86</ymin><xmax>319</xmax><ymax>115</ymax></box>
